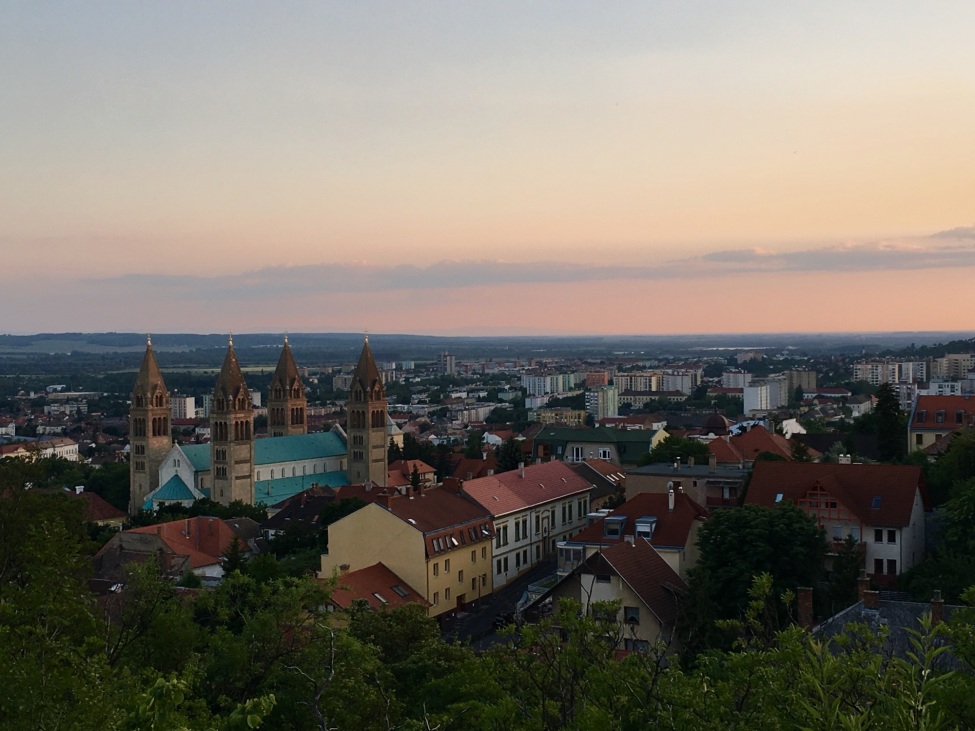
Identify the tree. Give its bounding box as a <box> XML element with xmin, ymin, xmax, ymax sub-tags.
<box><xmin>684</xmin><ymin>503</ymin><xmax>826</xmax><ymax>649</ymax></box>
<box><xmin>222</xmin><ymin>535</ymin><xmax>247</xmax><ymax>574</ymax></box>
<box><xmin>496</xmin><ymin>437</ymin><xmax>522</xmax><ymax>473</ymax></box>
<box><xmin>387</xmin><ymin>438</ymin><xmax>403</xmax><ymax>464</ymax></box>
<box><xmin>409</xmin><ymin>464</ymin><xmax>421</xmax><ymax>492</ymax></box>
<box><xmin>464</xmin><ymin>430</ymin><xmax>485</xmax><ymax>458</ymax></box>
<box><xmin>639</xmin><ymin>435</ymin><xmax>710</xmax><ymax>466</ymax></box>
<box><xmin>875</xmin><ymin>382</ymin><xmax>906</xmax><ymax>462</ymax></box>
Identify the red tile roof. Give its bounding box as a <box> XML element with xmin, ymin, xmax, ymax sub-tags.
<box><xmin>731</xmin><ymin>425</ymin><xmax>792</xmax><ymax>461</ymax></box>
<box><xmin>327</xmin><ymin>562</ymin><xmax>428</xmax><ymax>610</ymax></box>
<box><xmin>461</xmin><ymin>461</ymin><xmax>593</xmax><ymax>517</ymax></box>
<box><xmin>129</xmin><ymin>517</ymin><xmax>237</xmax><ymax>568</ymax></box>
<box><xmin>76</xmin><ymin>491</ymin><xmax>126</xmax><ymax>522</ymax></box>
<box><xmin>745</xmin><ymin>462</ymin><xmax>928</xmax><ymax>527</ymax></box>
<box><xmin>381</xmin><ymin>487</ymin><xmax>493</xmax><ymax>535</ymax></box>
<box><xmin>568</xmin><ymin>492</ymin><xmax>706</xmax><ymax>550</ymax></box>
<box><xmin>595</xmin><ymin>539</ymin><xmax>686</xmax><ymax>627</ymax></box>
<box><xmin>910</xmin><ymin>395</ymin><xmax>975</xmax><ymax>430</ymax></box>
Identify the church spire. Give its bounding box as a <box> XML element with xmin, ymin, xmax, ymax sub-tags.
<box><xmin>210</xmin><ymin>336</ymin><xmax>254</xmax><ymax>505</ymax></box>
<box><xmin>129</xmin><ymin>336</ymin><xmax>172</xmax><ymax>515</ymax></box>
<box><xmin>268</xmin><ymin>334</ymin><xmax>306</xmax><ymax>437</ymax></box>
<box><xmin>347</xmin><ymin>336</ymin><xmax>387</xmax><ymax>487</ymax></box>
<box><xmin>214</xmin><ymin>336</ymin><xmax>250</xmax><ymax>403</ymax></box>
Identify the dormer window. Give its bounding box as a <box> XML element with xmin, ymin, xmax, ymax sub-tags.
<box><xmin>604</xmin><ymin>516</ymin><xmax>626</xmax><ymax>538</ymax></box>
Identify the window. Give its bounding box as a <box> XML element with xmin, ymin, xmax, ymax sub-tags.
<box><xmin>915</xmin><ymin>433</ymin><xmax>923</xmax><ymax>446</ymax></box>
<box><xmin>887</xmin><ymin>529</ymin><xmax>896</xmax><ymax>544</ymax></box>
<box><xmin>502</xmin><ymin>525</ymin><xmax>508</xmax><ymax>546</ymax></box>
<box><xmin>514</xmin><ymin>521</ymin><xmax>520</xmax><ymax>542</ymax></box>
<box><xmin>886</xmin><ymin>559</ymin><xmax>897</xmax><ymax>575</ymax></box>
<box><xmin>458</xmin><ymin>570</ymin><xmax>464</xmax><ymax>583</ymax></box>
<box><xmin>433</xmin><ymin>592</ymin><xmax>439</xmax><ymax>606</ymax></box>
<box><xmin>471</xmin><ymin>550</ymin><xmax>477</xmax><ymax>563</ymax></box>
<box><xmin>873</xmin><ymin>558</ymin><xmax>883</xmax><ymax>574</ymax></box>
<box><xmin>433</xmin><ymin>562</ymin><xmax>439</xmax><ymax>576</ymax></box>
<box><xmin>481</xmin><ymin>573</ymin><xmax>487</xmax><ymax>587</ymax></box>
<box><xmin>523</xmin><ymin>549</ymin><xmax>528</xmax><ymax>565</ymax></box>
<box><xmin>535</xmin><ymin>514</ymin><xmax>540</xmax><ymax>535</ymax></box>
<box><xmin>521</xmin><ymin>517</ymin><xmax>528</xmax><ymax>539</ymax></box>
<box><xmin>445</xmin><ymin>587</ymin><xmax>450</xmax><ymax>601</ymax></box>
<box><xmin>391</xmin><ymin>584</ymin><xmax>409</xmax><ymax>598</ymax></box>
<box><xmin>472</xmin><ymin>578</ymin><xmax>477</xmax><ymax>591</ymax></box>
<box><xmin>481</xmin><ymin>546</ymin><xmax>487</xmax><ymax>560</ymax></box>
<box><xmin>503</xmin><ymin>557</ymin><xmax>508</xmax><ymax>572</ymax></box>
<box><xmin>496</xmin><ymin>558</ymin><xmax>502</xmax><ymax>575</ymax></box>
<box><xmin>570</xmin><ymin>445</ymin><xmax>583</xmax><ymax>461</ymax></box>
<box><xmin>444</xmin><ymin>559</ymin><xmax>450</xmax><ymax>573</ymax></box>
<box><xmin>624</xmin><ymin>606</ymin><xmax>640</xmax><ymax>625</ymax></box>
<box><xmin>561</xmin><ymin>503</ymin><xmax>567</xmax><ymax>524</ymax></box>
<box><xmin>567</xmin><ymin>502</ymin><xmax>573</xmax><ymax>523</ymax></box>
<box><xmin>598</xmin><ymin>447</ymin><xmax>611</xmax><ymax>459</ymax></box>
<box><xmin>596</xmin><ymin>574</ymin><xmax>611</xmax><ymax>583</ymax></box>
<box><xmin>516</xmin><ymin>552</ymin><xmax>521</xmax><ymax>569</ymax></box>
<box><xmin>874</xmin><ymin>529</ymin><xmax>883</xmax><ymax>543</ymax></box>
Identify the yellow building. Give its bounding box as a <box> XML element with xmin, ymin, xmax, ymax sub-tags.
<box><xmin>320</xmin><ymin>487</ymin><xmax>495</xmax><ymax>620</ymax></box>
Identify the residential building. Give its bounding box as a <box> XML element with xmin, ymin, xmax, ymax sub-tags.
<box><xmin>170</xmin><ymin>395</ymin><xmax>196</xmax><ymax>420</ymax></box>
<box><xmin>908</xmin><ymin>394</ymin><xmax>975</xmax><ymax>451</ymax></box>
<box><xmin>585</xmin><ymin>385</ymin><xmax>619</xmax><ymax>421</ymax></box>
<box><xmin>627</xmin><ymin>456</ymin><xmax>748</xmax><ymax>510</ymax></box>
<box><xmin>744</xmin><ymin>462</ymin><xmax>930</xmax><ymax>584</ymax></box>
<box><xmin>557</xmin><ymin>489</ymin><xmax>707</xmax><ymax>580</ymax></box>
<box><xmin>538</xmin><ymin>538</ymin><xmax>687</xmax><ymax>652</ymax></box>
<box><xmin>459</xmin><ymin>461</ymin><xmax>594</xmax><ymax>587</ymax></box>
<box><xmin>320</xmin><ymin>488</ymin><xmax>496</xmax><ymax>620</ymax></box>
<box><xmin>722</xmin><ymin>370</ymin><xmax>752</xmax><ymax>389</ymax></box>
<box><xmin>326</xmin><ymin>563</ymin><xmax>429</xmax><ymax>612</ymax></box>
<box><xmin>536</xmin><ymin>408</ymin><xmax>587</xmax><ymax>427</ymax></box>
<box><xmin>532</xmin><ymin>426</ymin><xmax>667</xmax><ymax>467</ymax></box>
<box><xmin>615</xmin><ymin>372</ymin><xmax>660</xmax><ymax>393</ymax></box>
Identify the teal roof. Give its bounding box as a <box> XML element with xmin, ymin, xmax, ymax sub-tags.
<box><xmin>176</xmin><ymin>432</ymin><xmax>347</xmax><ymax>473</ymax></box>
<box><xmin>253</xmin><ymin>470</ymin><xmax>348</xmax><ymax>505</ymax></box>
<box><xmin>254</xmin><ymin>431</ymin><xmax>346</xmax><ymax>466</ymax></box>
<box><xmin>180</xmin><ymin>444</ymin><xmax>211</xmax><ymax>472</ymax></box>
<box><xmin>144</xmin><ymin>474</ymin><xmax>196</xmax><ymax>509</ymax></box>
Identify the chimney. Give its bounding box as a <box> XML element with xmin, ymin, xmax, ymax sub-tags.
<box><xmin>487</xmin><ymin>469</ymin><xmax>494</xmax><ymax>476</ymax></box>
<box><xmin>339</xmin><ymin>563</ymin><xmax>350</xmax><ymax>574</ymax></box>
<box><xmin>668</xmin><ymin>487</ymin><xmax>675</xmax><ymax>512</ymax></box>
<box><xmin>931</xmin><ymin>589</ymin><xmax>944</xmax><ymax>626</ymax></box>
<box><xmin>863</xmin><ymin>590</ymin><xmax>880</xmax><ymax>610</ymax></box>
<box><xmin>857</xmin><ymin>570</ymin><xmax>870</xmax><ymax>602</ymax></box>
<box><xmin>623</xmin><ymin>534</ymin><xmax>634</xmax><ymax>545</ymax></box>
<box><xmin>839</xmin><ymin>454</ymin><xmax>852</xmax><ymax>465</ymax></box>
<box><xmin>675</xmin><ymin>457</ymin><xmax>681</xmax><ymax>471</ymax></box>
<box><xmin>365</xmin><ymin>481</ymin><xmax>372</xmax><ymax>492</ymax></box>
<box><xmin>519</xmin><ymin>462</ymin><xmax>525</xmax><ymax>478</ymax></box>
<box><xmin>535</xmin><ymin>458</ymin><xmax>542</xmax><ymax>465</ymax></box>
<box><xmin>797</xmin><ymin>586</ymin><xmax>814</xmax><ymax>630</ymax></box>
<box><xmin>709</xmin><ymin>453</ymin><xmax>717</xmax><ymax>473</ymax></box>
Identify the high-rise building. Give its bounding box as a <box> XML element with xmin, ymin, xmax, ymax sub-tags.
<box><xmin>586</xmin><ymin>385</ymin><xmax>619</xmax><ymax>421</ymax></box>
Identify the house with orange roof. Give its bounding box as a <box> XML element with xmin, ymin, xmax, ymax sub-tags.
<box><xmin>459</xmin><ymin>461</ymin><xmax>594</xmax><ymax>588</ymax></box>
<box><xmin>908</xmin><ymin>394</ymin><xmax>975</xmax><ymax>452</ymax></box>
<box><xmin>557</xmin><ymin>489</ymin><xmax>707</xmax><ymax>580</ymax></box>
<box><xmin>320</xmin><ymin>487</ymin><xmax>495</xmax><ymax>621</ymax></box>
<box><xmin>326</xmin><ymin>562</ymin><xmax>429</xmax><ymax>612</ymax></box>
<box><xmin>533</xmin><ymin>538</ymin><xmax>687</xmax><ymax>652</ymax></box>
<box><xmin>387</xmin><ymin>459</ymin><xmax>437</xmax><ymax>490</ymax></box>
<box><xmin>744</xmin><ymin>461</ymin><xmax>929</xmax><ymax>585</ymax></box>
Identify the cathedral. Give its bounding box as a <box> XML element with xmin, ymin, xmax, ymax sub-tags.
<box><xmin>129</xmin><ymin>335</ymin><xmax>388</xmax><ymax>514</ymax></box>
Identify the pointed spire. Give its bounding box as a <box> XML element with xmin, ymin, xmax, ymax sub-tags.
<box><xmin>271</xmin><ymin>334</ymin><xmax>301</xmax><ymax>390</ymax></box>
<box><xmin>215</xmin><ymin>336</ymin><xmax>249</xmax><ymax>400</ymax></box>
<box><xmin>353</xmin><ymin>334</ymin><xmax>383</xmax><ymax>394</ymax></box>
<box><xmin>134</xmin><ymin>334</ymin><xmax>166</xmax><ymax>395</ymax></box>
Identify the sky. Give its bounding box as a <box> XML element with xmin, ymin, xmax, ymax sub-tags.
<box><xmin>2</xmin><ymin>1</ymin><xmax>974</xmax><ymax>336</ymax></box>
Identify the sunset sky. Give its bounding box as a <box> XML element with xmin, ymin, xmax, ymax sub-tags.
<box><xmin>3</xmin><ymin>2</ymin><xmax>974</xmax><ymax>336</ymax></box>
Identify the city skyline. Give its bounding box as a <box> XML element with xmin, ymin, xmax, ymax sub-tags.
<box><xmin>3</xmin><ymin>2</ymin><xmax>974</xmax><ymax>335</ymax></box>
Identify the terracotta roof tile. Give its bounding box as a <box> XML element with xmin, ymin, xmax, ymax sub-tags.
<box><xmin>745</xmin><ymin>462</ymin><xmax>928</xmax><ymax>527</ymax></box>
<box><xmin>461</xmin><ymin>461</ymin><xmax>593</xmax><ymax>517</ymax></box>
<box><xmin>328</xmin><ymin>562</ymin><xmax>428</xmax><ymax>610</ymax></box>
<box><xmin>568</xmin><ymin>492</ymin><xmax>706</xmax><ymax>549</ymax></box>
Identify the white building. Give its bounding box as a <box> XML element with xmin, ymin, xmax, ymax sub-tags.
<box><xmin>171</xmin><ymin>395</ymin><xmax>196</xmax><ymax>420</ymax></box>
<box><xmin>460</xmin><ymin>462</ymin><xmax>593</xmax><ymax>588</ymax></box>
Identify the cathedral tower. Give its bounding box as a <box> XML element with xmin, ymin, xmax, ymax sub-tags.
<box><xmin>347</xmin><ymin>336</ymin><xmax>388</xmax><ymax>486</ymax></box>
<box><xmin>267</xmin><ymin>335</ymin><xmax>307</xmax><ymax>437</ymax></box>
<box><xmin>210</xmin><ymin>336</ymin><xmax>255</xmax><ymax>505</ymax></box>
<box><xmin>129</xmin><ymin>336</ymin><xmax>172</xmax><ymax>514</ymax></box>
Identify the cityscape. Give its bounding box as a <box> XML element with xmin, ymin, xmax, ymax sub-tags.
<box><xmin>4</xmin><ymin>1</ymin><xmax>975</xmax><ymax>729</ymax></box>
